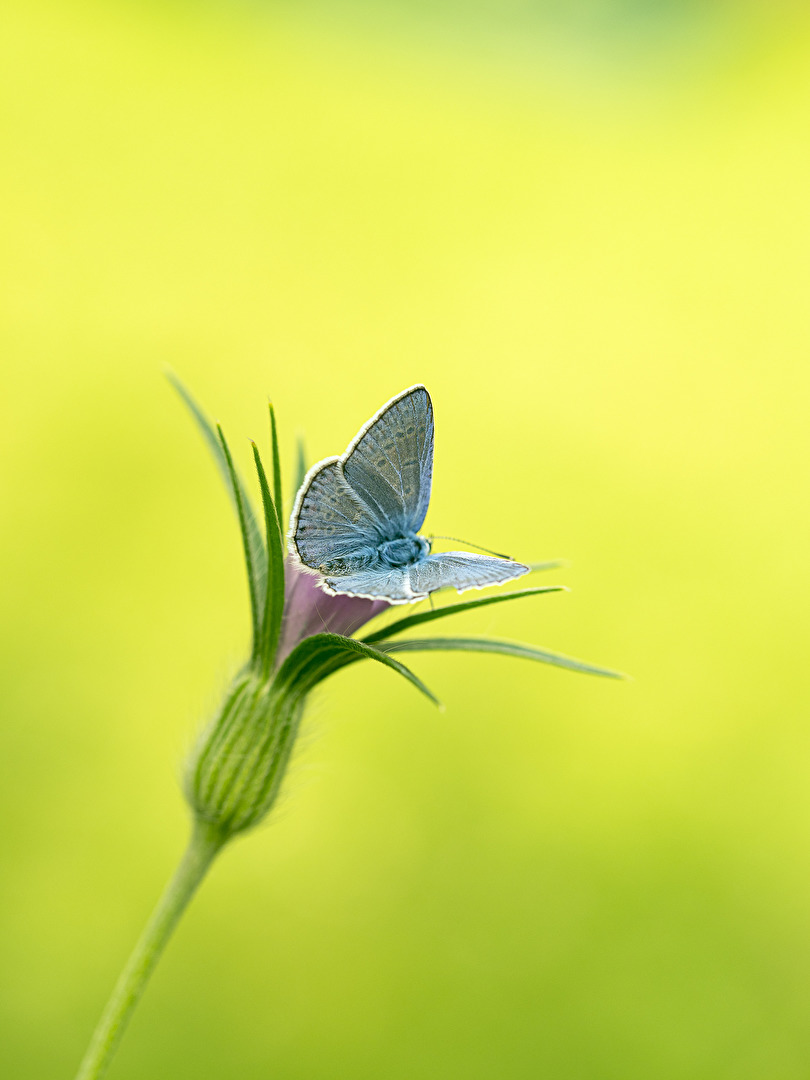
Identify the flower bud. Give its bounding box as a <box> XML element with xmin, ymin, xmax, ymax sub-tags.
<box><xmin>184</xmin><ymin>671</ymin><xmax>302</xmax><ymax>837</ymax></box>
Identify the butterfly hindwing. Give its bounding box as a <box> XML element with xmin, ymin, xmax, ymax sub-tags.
<box><xmin>408</xmin><ymin>552</ymin><xmax>530</xmax><ymax>596</ymax></box>
<box><xmin>323</xmin><ymin>553</ymin><xmax>528</xmax><ymax>603</ymax></box>
<box><xmin>323</xmin><ymin>566</ymin><xmax>417</xmax><ymax>603</ymax></box>
<box><xmin>342</xmin><ymin>386</ymin><xmax>434</xmax><ymax>538</ymax></box>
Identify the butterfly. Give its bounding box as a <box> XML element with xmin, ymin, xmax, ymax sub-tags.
<box><xmin>289</xmin><ymin>385</ymin><xmax>530</xmax><ymax>603</ymax></box>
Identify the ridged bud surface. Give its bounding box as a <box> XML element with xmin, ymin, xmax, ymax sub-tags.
<box><xmin>184</xmin><ymin>672</ymin><xmax>303</xmax><ymax>837</ymax></box>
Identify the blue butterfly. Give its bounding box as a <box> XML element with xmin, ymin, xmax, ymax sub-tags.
<box><xmin>289</xmin><ymin>385</ymin><xmax>530</xmax><ymax>603</ymax></box>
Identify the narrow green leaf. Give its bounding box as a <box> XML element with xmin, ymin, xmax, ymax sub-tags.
<box><xmin>276</xmin><ymin>632</ymin><xmax>441</xmax><ymax>706</ymax></box>
<box><xmin>375</xmin><ymin>637</ymin><xmax>625</xmax><ymax>679</ymax></box>
<box><xmin>251</xmin><ymin>443</ymin><xmax>286</xmax><ymax>677</ymax></box>
<box><xmin>268</xmin><ymin>403</ymin><xmax>284</xmax><ymax>538</ymax></box>
<box><xmin>363</xmin><ymin>587</ymin><xmax>565</xmax><ymax>644</ymax></box>
<box><xmin>528</xmin><ymin>560</ymin><xmax>565</xmax><ymax>573</ymax></box>
<box><xmin>167</xmin><ymin>371</ymin><xmax>267</xmax><ymax>621</ymax></box>
<box><xmin>216</xmin><ymin>425</ymin><xmax>263</xmax><ymax>662</ymax></box>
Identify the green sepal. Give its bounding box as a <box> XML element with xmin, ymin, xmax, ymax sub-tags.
<box><xmin>251</xmin><ymin>443</ymin><xmax>286</xmax><ymax>677</ymax></box>
<box><xmin>276</xmin><ymin>632</ymin><xmax>440</xmax><ymax>706</ymax></box>
<box><xmin>216</xmin><ymin>425</ymin><xmax>264</xmax><ymax>664</ymax></box>
<box><xmin>362</xmin><ymin>586</ymin><xmax>565</xmax><ymax>644</ymax></box>
<box><xmin>168</xmin><ymin>373</ymin><xmax>268</xmax><ymax>652</ymax></box>
<box><xmin>374</xmin><ymin>636</ymin><xmax>625</xmax><ymax>678</ymax></box>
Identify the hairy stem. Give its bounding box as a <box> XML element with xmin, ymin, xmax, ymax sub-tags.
<box><xmin>74</xmin><ymin>819</ymin><xmax>226</xmax><ymax>1080</ymax></box>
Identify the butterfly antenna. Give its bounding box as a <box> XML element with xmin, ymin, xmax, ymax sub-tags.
<box><xmin>428</xmin><ymin>535</ymin><xmax>514</xmax><ymax>560</ymax></box>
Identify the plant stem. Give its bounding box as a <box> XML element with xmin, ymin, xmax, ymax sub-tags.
<box><xmin>74</xmin><ymin>819</ymin><xmax>227</xmax><ymax>1080</ymax></box>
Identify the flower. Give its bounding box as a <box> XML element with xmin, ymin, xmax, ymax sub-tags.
<box><xmin>170</xmin><ymin>377</ymin><xmax>621</xmax><ymax>843</ymax></box>
<box><xmin>276</xmin><ymin>559</ymin><xmax>389</xmax><ymax>667</ymax></box>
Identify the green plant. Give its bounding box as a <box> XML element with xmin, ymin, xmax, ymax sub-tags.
<box><xmin>73</xmin><ymin>381</ymin><xmax>621</xmax><ymax>1080</ymax></box>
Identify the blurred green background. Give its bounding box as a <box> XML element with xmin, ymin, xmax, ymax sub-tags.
<box><xmin>3</xmin><ymin>1</ymin><xmax>810</xmax><ymax>1077</ymax></box>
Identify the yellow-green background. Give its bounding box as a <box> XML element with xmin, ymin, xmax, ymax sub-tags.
<box><xmin>3</xmin><ymin>2</ymin><xmax>810</xmax><ymax>1077</ymax></box>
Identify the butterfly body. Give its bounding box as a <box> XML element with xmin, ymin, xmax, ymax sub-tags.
<box><xmin>289</xmin><ymin>385</ymin><xmax>529</xmax><ymax>603</ymax></box>
<box><xmin>378</xmin><ymin>535</ymin><xmax>431</xmax><ymax>568</ymax></box>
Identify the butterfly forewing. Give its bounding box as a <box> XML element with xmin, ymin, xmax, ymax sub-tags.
<box><xmin>292</xmin><ymin>459</ymin><xmax>383</xmax><ymax>568</ymax></box>
<box><xmin>342</xmin><ymin>386</ymin><xmax>434</xmax><ymax>538</ymax></box>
